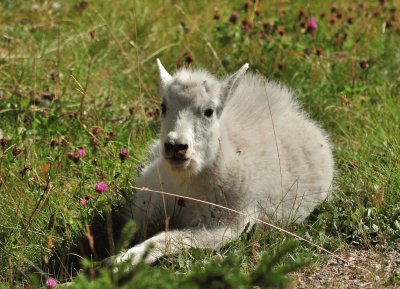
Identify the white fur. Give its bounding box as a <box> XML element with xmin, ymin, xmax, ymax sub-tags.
<box><xmin>116</xmin><ymin>60</ymin><xmax>334</xmax><ymax>265</ymax></box>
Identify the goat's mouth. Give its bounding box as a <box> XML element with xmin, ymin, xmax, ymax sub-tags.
<box><xmin>165</xmin><ymin>156</ymin><xmax>191</xmax><ymax>167</ymax></box>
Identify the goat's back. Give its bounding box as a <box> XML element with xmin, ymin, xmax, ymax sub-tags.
<box><xmin>219</xmin><ymin>74</ymin><xmax>334</xmax><ymax>223</ymax></box>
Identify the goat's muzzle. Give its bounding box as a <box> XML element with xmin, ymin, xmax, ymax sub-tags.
<box><xmin>164</xmin><ymin>142</ymin><xmax>189</xmax><ymax>164</ymax></box>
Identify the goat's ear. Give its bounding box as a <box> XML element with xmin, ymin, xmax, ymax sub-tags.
<box><xmin>157</xmin><ymin>58</ymin><xmax>172</xmax><ymax>92</ymax></box>
<box><xmin>221</xmin><ymin>63</ymin><xmax>248</xmax><ymax>103</ymax></box>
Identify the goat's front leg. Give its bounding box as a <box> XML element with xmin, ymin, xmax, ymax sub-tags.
<box><xmin>114</xmin><ymin>224</ymin><xmax>246</xmax><ymax>266</ymax></box>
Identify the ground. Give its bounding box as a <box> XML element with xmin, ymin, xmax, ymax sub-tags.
<box><xmin>293</xmin><ymin>243</ymin><xmax>400</xmax><ymax>288</ymax></box>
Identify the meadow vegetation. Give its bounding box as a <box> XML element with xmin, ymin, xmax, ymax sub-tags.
<box><xmin>0</xmin><ymin>0</ymin><xmax>399</xmax><ymax>288</ymax></box>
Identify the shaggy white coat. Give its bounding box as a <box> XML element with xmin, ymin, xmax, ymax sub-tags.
<box><xmin>116</xmin><ymin>60</ymin><xmax>334</xmax><ymax>265</ymax></box>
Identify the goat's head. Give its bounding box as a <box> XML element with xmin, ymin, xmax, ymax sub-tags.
<box><xmin>156</xmin><ymin>59</ymin><xmax>248</xmax><ymax>174</ymax></box>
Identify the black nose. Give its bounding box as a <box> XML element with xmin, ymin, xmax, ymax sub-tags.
<box><xmin>164</xmin><ymin>142</ymin><xmax>188</xmax><ymax>159</ymax></box>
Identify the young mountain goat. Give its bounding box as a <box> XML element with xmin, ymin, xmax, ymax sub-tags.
<box><xmin>116</xmin><ymin>59</ymin><xmax>334</xmax><ymax>265</ymax></box>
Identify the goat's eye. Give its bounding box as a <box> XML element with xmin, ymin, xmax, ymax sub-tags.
<box><xmin>204</xmin><ymin>108</ymin><xmax>214</xmax><ymax>118</ymax></box>
<box><xmin>161</xmin><ymin>103</ymin><xmax>166</xmax><ymax>115</ymax></box>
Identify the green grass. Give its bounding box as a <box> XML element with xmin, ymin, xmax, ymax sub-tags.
<box><xmin>0</xmin><ymin>0</ymin><xmax>399</xmax><ymax>287</ymax></box>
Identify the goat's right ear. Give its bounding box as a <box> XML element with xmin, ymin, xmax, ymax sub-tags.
<box><xmin>221</xmin><ymin>63</ymin><xmax>249</xmax><ymax>105</ymax></box>
<box><xmin>157</xmin><ymin>58</ymin><xmax>172</xmax><ymax>92</ymax></box>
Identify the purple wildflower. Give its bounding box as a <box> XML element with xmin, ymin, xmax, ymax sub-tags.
<box><xmin>331</xmin><ymin>3</ymin><xmax>338</xmax><ymax>13</ymax></box>
<box><xmin>119</xmin><ymin>148</ymin><xmax>129</xmax><ymax>161</ymax></box>
<box><xmin>45</xmin><ymin>277</ymin><xmax>58</xmax><ymax>289</ymax></box>
<box><xmin>67</xmin><ymin>151</ymin><xmax>80</xmax><ymax>163</ymax></box>
<box><xmin>12</xmin><ymin>146</ymin><xmax>24</xmax><ymax>156</ymax></box>
<box><xmin>89</xmin><ymin>30</ymin><xmax>97</xmax><ymax>40</ymax></box>
<box><xmin>0</xmin><ymin>137</ymin><xmax>8</xmax><ymax>147</ymax></box>
<box><xmin>299</xmin><ymin>9</ymin><xmax>306</xmax><ymax>20</ymax></box>
<box><xmin>184</xmin><ymin>51</ymin><xmax>194</xmax><ymax>64</ymax></box>
<box><xmin>229</xmin><ymin>12</ymin><xmax>238</xmax><ymax>24</ymax></box>
<box><xmin>80</xmin><ymin>198</ymin><xmax>89</xmax><ymax>207</ymax></box>
<box><xmin>241</xmin><ymin>19</ymin><xmax>251</xmax><ymax>31</ymax></box>
<box><xmin>95</xmin><ymin>181</ymin><xmax>108</xmax><ymax>193</ymax></box>
<box><xmin>91</xmin><ymin>126</ymin><xmax>102</xmax><ymax>136</ymax></box>
<box><xmin>307</xmin><ymin>16</ymin><xmax>318</xmax><ymax>34</ymax></box>
<box><xmin>77</xmin><ymin>147</ymin><xmax>86</xmax><ymax>158</ymax></box>
<box><xmin>359</xmin><ymin>60</ymin><xmax>369</xmax><ymax>69</ymax></box>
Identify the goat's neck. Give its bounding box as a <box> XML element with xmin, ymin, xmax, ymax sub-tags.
<box><xmin>215</xmin><ymin>124</ymin><xmax>237</xmax><ymax>167</ymax></box>
<box><xmin>198</xmin><ymin>126</ymin><xmax>238</xmax><ymax>183</ymax></box>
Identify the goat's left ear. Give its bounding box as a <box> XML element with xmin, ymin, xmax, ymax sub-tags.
<box><xmin>220</xmin><ymin>63</ymin><xmax>249</xmax><ymax>107</ymax></box>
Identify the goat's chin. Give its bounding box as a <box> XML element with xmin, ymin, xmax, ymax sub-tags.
<box><xmin>163</xmin><ymin>156</ymin><xmax>203</xmax><ymax>175</ymax></box>
<box><xmin>164</xmin><ymin>157</ymin><xmax>191</xmax><ymax>170</ymax></box>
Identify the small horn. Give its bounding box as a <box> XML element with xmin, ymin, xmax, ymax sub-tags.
<box><xmin>157</xmin><ymin>58</ymin><xmax>172</xmax><ymax>87</ymax></box>
<box><xmin>237</xmin><ymin>63</ymin><xmax>249</xmax><ymax>76</ymax></box>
